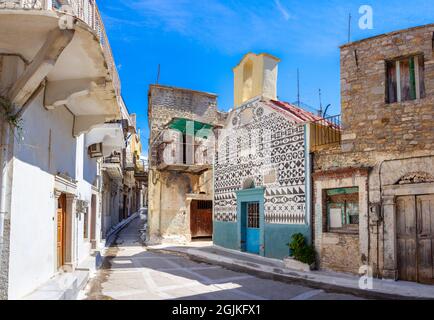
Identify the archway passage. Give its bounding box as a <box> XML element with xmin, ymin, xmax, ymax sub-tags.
<box><xmin>190</xmin><ymin>200</ymin><xmax>213</xmax><ymax>239</ymax></box>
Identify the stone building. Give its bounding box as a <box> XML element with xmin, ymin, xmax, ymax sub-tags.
<box><xmin>147</xmin><ymin>85</ymin><xmax>226</xmax><ymax>244</ymax></box>
<box><xmin>214</xmin><ymin>53</ymin><xmax>327</xmax><ymax>259</ymax></box>
<box><xmin>312</xmin><ymin>24</ymin><xmax>434</xmax><ymax>284</ymax></box>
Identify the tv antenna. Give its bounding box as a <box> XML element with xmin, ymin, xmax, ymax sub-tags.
<box><xmin>156</xmin><ymin>64</ymin><xmax>161</xmax><ymax>84</ymax></box>
<box><xmin>297</xmin><ymin>68</ymin><xmax>300</xmax><ymax>107</ymax></box>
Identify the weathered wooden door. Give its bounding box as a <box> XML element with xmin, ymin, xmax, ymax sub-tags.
<box><xmin>57</xmin><ymin>194</ymin><xmax>66</xmax><ymax>269</ymax></box>
<box><xmin>397</xmin><ymin>195</ymin><xmax>434</xmax><ymax>284</ymax></box>
<box><xmin>416</xmin><ymin>195</ymin><xmax>434</xmax><ymax>284</ymax></box>
<box><xmin>190</xmin><ymin>200</ymin><xmax>213</xmax><ymax>238</ymax></box>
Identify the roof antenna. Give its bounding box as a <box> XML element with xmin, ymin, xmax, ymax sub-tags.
<box><xmin>348</xmin><ymin>13</ymin><xmax>352</xmax><ymax>43</ymax></box>
<box><xmin>297</xmin><ymin>68</ymin><xmax>300</xmax><ymax>107</ymax></box>
<box><xmin>156</xmin><ymin>64</ymin><xmax>161</xmax><ymax>84</ymax></box>
<box><xmin>318</xmin><ymin>89</ymin><xmax>323</xmax><ymax>116</ymax></box>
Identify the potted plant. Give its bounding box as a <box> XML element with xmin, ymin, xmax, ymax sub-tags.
<box><xmin>284</xmin><ymin>233</ymin><xmax>316</xmax><ymax>272</ymax></box>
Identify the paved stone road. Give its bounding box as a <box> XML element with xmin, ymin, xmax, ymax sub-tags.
<box><xmin>83</xmin><ymin>217</ymin><xmax>363</xmax><ymax>300</ymax></box>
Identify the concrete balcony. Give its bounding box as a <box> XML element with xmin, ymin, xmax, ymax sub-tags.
<box><xmin>0</xmin><ymin>0</ymin><xmax>121</xmax><ymax>135</ymax></box>
<box><xmin>85</xmin><ymin>122</ymin><xmax>125</xmax><ymax>157</ymax></box>
<box><xmin>134</xmin><ymin>160</ymin><xmax>148</xmax><ymax>182</ymax></box>
<box><xmin>102</xmin><ymin>153</ymin><xmax>122</xmax><ymax>180</ymax></box>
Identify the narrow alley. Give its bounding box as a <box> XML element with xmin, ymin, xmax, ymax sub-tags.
<box><xmin>83</xmin><ymin>217</ymin><xmax>363</xmax><ymax>300</ymax></box>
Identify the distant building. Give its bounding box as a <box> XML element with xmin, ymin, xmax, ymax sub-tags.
<box><xmin>147</xmin><ymin>85</ymin><xmax>226</xmax><ymax>244</ymax></box>
<box><xmin>312</xmin><ymin>24</ymin><xmax>434</xmax><ymax>284</ymax></box>
<box><xmin>213</xmin><ymin>53</ymin><xmax>329</xmax><ymax>259</ymax></box>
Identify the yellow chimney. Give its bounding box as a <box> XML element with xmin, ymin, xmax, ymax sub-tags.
<box><xmin>233</xmin><ymin>53</ymin><xmax>280</xmax><ymax>108</ymax></box>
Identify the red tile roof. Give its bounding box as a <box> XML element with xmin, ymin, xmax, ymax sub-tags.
<box><xmin>265</xmin><ymin>100</ymin><xmax>325</xmax><ymax>123</ymax></box>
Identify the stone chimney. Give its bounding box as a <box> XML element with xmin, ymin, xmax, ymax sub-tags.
<box><xmin>233</xmin><ymin>53</ymin><xmax>280</xmax><ymax>108</ymax></box>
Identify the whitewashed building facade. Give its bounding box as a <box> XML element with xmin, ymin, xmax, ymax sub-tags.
<box><xmin>0</xmin><ymin>1</ymin><xmax>146</xmax><ymax>299</ymax></box>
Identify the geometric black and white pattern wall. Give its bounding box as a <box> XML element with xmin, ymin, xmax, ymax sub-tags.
<box><xmin>214</xmin><ymin>98</ymin><xmax>306</xmax><ymax>224</ymax></box>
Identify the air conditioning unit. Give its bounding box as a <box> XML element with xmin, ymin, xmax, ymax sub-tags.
<box><xmin>89</xmin><ymin>143</ymin><xmax>103</xmax><ymax>158</ymax></box>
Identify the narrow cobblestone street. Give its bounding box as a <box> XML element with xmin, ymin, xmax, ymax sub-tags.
<box><xmin>83</xmin><ymin>217</ymin><xmax>363</xmax><ymax>300</ymax></box>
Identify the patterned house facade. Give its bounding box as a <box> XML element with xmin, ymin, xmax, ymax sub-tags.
<box><xmin>214</xmin><ymin>53</ymin><xmax>324</xmax><ymax>259</ymax></box>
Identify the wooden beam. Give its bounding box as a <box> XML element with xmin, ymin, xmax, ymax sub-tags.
<box><xmin>7</xmin><ymin>28</ymin><xmax>75</xmax><ymax>108</ymax></box>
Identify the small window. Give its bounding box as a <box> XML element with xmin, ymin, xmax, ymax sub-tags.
<box><xmin>326</xmin><ymin>187</ymin><xmax>359</xmax><ymax>233</ymax></box>
<box><xmin>386</xmin><ymin>55</ymin><xmax>425</xmax><ymax>103</ymax></box>
<box><xmin>247</xmin><ymin>202</ymin><xmax>260</xmax><ymax>229</ymax></box>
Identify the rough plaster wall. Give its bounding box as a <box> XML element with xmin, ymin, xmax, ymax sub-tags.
<box><xmin>0</xmin><ymin>218</ymin><xmax>10</xmax><ymax>300</ymax></box>
<box><xmin>262</xmin><ymin>56</ymin><xmax>278</xmax><ymax>101</ymax></box>
<box><xmin>320</xmin><ymin>234</ymin><xmax>360</xmax><ymax>274</ymax></box>
<box><xmin>151</xmin><ymin>172</ymin><xmax>200</xmax><ymax>240</ymax></box>
<box><xmin>313</xmin><ymin>171</ymin><xmax>369</xmax><ymax>274</ymax></box>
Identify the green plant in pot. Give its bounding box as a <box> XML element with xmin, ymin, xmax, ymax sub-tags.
<box><xmin>287</xmin><ymin>233</ymin><xmax>316</xmax><ymax>266</ymax></box>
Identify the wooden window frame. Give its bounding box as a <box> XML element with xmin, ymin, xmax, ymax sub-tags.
<box><xmin>324</xmin><ymin>187</ymin><xmax>360</xmax><ymax>234</ymax></box>
<box><xmin>386</xmin><ymin>54</ymin><xmax>425</xmax><ymax>104</ymax></box>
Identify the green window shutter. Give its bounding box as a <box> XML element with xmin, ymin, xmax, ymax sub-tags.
<box><xmin>409</xmin><ymin>57</ymin><xmax>416</xmax><ymax>100</ymax></box>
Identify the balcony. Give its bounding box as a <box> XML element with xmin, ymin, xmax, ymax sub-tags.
<box><xmin>134</xmin><ymin>159</ymin><xmax>148</xmax><ymax>182</ymax></box>
<box><xmin>309</xmin><ymin>115</ymin><xmax>342</xmax><ymax>152</ymax></box>
<box><xmin>0</xmin><ymin>0</ymin><xmax>121</xmax><ymax>135</ymax></box>
<box><xmin>85</xmin><ymin>122</ymin><xmax>125</xmax><ymax>157</ymax></box>
<box><xmin>102</xmin><ymin>153</ymin><xmax>122</xmax><ymax>180</ymax></box>
<box><xmin>156</xmin><ymin>142</ymin><xmax>213</xmax><ymax>174</ymax></box>
<box><xmin>152</xmin><ymin>118</ymin><xmax>215</xmax><ymax>174</ymax></box>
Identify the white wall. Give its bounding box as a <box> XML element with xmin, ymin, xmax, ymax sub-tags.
<box><xmin>8</xmin><ymin>91</ymin><xmax>76</xmax><ymax>299</ymax></box>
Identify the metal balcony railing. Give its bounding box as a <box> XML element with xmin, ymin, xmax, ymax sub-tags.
<box><xmin>310</xmin><ymin>115</ymin><xmax>342</xmax><ymax>149</ymax></box>
<box><xmin>1</xmin><ymin>0</ymin><xmax>121</xmax><ymax>98</ymax></box>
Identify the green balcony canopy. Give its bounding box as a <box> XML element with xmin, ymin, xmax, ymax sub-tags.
<box><xmin>168</xmin><ymin>118</ymin><xmax>213</xmax><ymax>136</ymax></box>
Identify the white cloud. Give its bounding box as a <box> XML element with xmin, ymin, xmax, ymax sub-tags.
<box><xmin>274</xmin><ymin>0</ymin><xmax>292</xmax><ymax>20</ymax></box>
<box><xmin>103</xmin><ymin>0</ymin><xmax>351</xmax><ymax>56</ymax></box>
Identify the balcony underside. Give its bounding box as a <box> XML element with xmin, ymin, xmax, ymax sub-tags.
<box><xmin>0</xmin><ymin>10</ymin><xmax>120</xmax><ymax>135</ymax></box>
<box><xmin>157</xmin><ymin>164</ymin><xmax>212</xmax><ymax>174</ymax></box>
<box><xmin>102</xmin><ymin>164</ymin><xmax>123</xmax><ymax>180</ymax></box>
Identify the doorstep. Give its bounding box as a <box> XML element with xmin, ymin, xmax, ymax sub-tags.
<box><xmin>22</xmin><ymin>270</ymin><xmax>89</xmax><ymax>300</ymax></box>
<box><xmin>147</xmin><ymin>243</ymin><xmax>434</xmax><ymax>300</ymax></box>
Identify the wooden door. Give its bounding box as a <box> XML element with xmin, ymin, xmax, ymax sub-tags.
<box><xmin>90</xmin><ymin>195</ymin><xmax>97</xmax><ymax>249</ymax></box>
<box><xmin>57</xmin><ymin>194</ymin><xmax>66</xmax><ymax>269</ymax></box>
<box><xmin>397</xmin><ymin>195</ymin><xmax>434</xmax><ymax>284</ymax></box>
<box><xmin>190</xmin><ymin>200</ymin><xmax>213</xmax><ymax>238</ymax></box>
<box><xmin>416</xmin><ymin>195</ymin><xmax>434</xmax><ymax>284</ymax></box>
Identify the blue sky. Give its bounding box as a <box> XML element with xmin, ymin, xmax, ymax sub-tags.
<box><xmin>98</xmin><ymin>0</ymin><xmax>434</xmax><ymax>154</ymax></box>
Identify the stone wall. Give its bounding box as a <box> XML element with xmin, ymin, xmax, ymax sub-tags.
<box><xmin>320</xmin><ymin>233</ymin><xmax>360</xmax><ymax>274</ymax></box>
<box><xmin>148</xmin><ymin>84</ymin><xmax>225</xmax><ymax>134</ymax></box>
<box><xmin>147</xmin><ymin>85</ymin><xmax>226</xmax><ymax>243</ymax></box>
<box><xmin>313</xmin><ymin>24</ymin><xmax>434</xmax><ymax>278</ymax></box>
<box><xmin>340</xmin><ymin>24</ymin><xmax>434</xmax><ymax>154</ymax></box>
